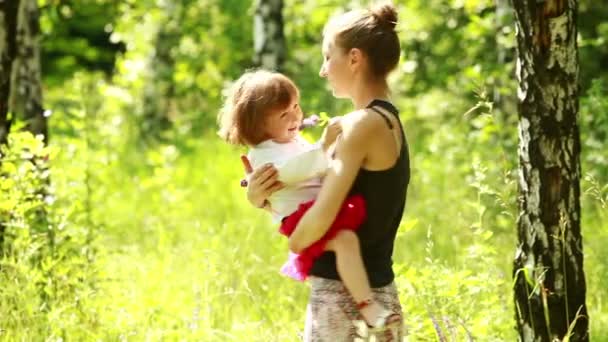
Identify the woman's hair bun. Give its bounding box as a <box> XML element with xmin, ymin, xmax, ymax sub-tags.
<box><xmin>370</xmin><ymin>2</ymin><xmax>398</xmax><ymax>30</ymax></box>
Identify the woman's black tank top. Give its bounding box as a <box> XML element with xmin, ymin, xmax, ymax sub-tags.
<box><xmin>309</xmin><ymin>99</ymin><xmax>410</xmax><ymax>287</ymax></box>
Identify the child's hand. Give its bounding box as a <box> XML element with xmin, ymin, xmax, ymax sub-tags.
<box><xmin>320</xmin><ymin>117</ymin><xmax>342</xmax><ymax>151</ymax></box>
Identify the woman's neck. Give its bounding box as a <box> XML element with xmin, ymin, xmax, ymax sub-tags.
<box><xmin>350</xmin><ymin>78</ymin><xmax>391</xmax><ymax>109</ymax></box>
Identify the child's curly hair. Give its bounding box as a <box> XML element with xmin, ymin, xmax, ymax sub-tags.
<box><xmin>218</xmin><ymin>70</ymin><xmax>299</xmax><ymax>146</ymax></box>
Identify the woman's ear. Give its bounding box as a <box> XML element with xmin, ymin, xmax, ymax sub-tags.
<box><xmin>348</xmin><ymin>48</ymin><xmax>364</xmax><ymax>72</ymax></box>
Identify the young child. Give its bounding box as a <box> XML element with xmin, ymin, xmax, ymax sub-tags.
<box><xmin>218</xmin><ymin>69</ymin><xmax>399</xmax><ymax>328</ymax></box>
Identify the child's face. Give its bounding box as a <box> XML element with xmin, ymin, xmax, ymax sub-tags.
<box><xmin>264</xmin><ymin>96</ymin><xmax>303</xmax><ymax>143</ymax></box>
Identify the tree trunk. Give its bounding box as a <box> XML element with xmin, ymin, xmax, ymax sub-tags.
<box><xmin>512</xmin><ymin>0</ymin><xmax>588</xmax><ymax>341</ymax></box>
<box><xmin>253</xmin><ymin>0</ymin><xmax>286</xmax><ymax>71</ymax></box>
<box><xmin>141</xmin><ymin>1</ymin><xmax>182</xmax><ymax>141</ymax></box>
<box><xmin>0</xmin><ymin>0</ymin><xmax>21</xmax><ymax>251</ymax></box>
<box><xmin>0</xmin><ymin>0</ymin><xmax>20</xmax><ymax>144</ymax></box>
<box><xmin>10</xmin><ymin>0</ymin><xmax>47</xmax><ymax>143</ymax></box>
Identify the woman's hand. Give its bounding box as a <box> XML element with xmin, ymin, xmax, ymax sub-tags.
<box><xmin>320</xmin><ymin>117</ymin><xmax>342</xmax><ymax>151</ymax></box>
<box><xmin>241</xmin><ymin>155</ymin><xmax>284</xmax><ymax>208</ymax></box>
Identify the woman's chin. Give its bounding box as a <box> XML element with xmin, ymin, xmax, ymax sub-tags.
<box><xmin>331</xmin><ymin>89</ymin><xmax>347</xmax><ymax>98</ymax></box>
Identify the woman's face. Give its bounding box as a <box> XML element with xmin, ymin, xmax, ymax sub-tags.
<box><xmin>319</xmin><ymin>36</ymin><xmax>352</xmax><ymax>98</ymax></box>
<box><xmin>264</xmin><ymin>96</ymin><xmax>303</xmax><ymax>143</ymax></box>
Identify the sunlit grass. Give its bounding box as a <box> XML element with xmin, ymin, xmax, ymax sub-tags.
<box><xmin>81</xmin><ymin>135</ymin><xmax>522</xmax><ymax>340</ymax></box>
<box><xmin>2</xmin><ymin>128</ymin><xmax>605</xmax><ymax>341</ymax></box>
<box><xmin>86</xmin><ymin>133</ymin><xmax>605</xmax><ymax>341</ymax></box>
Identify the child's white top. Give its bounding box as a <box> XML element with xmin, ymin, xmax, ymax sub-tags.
<box><xmin>248</xmin><ymin>135</ymin><xmax>329</xmax><ymax>220</ymax></box>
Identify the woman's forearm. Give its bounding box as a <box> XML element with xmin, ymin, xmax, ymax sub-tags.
<box><xmin>288</xmin><ymin>205</ymin><xmax>333</xmax><ymax>253</ymax></box>
<box><xmin>288</xmin><ymin>111</ymin><xmax>368</xmax><ymax>254</ymax></box>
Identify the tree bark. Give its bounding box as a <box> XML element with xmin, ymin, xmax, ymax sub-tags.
<box><xmin>512</xmin><ymin>0</ymin><xmax>588</xmax><ymax>341</ymax></box>
<box><xmin>253</xmin><ymin>0</ymin><xmax>286</xmax><ymax>71</ymax></box>
<box><xmin>141</xmin><ymin>1</ymin><xmax>182</xmax><ymax>140</ymax></box>
<box><xmin>10</xmin><ymin>0</ymin><xmax>47</xmax><ymax>143</ymax></box>
<box><xmin>0</xmin><ymin>0</ymin><xmax>20</xmax><ymax>144</ymax></box>
<box><xmin>0</xmin><ymin>0</ymin><xmax>21</xmax><ymax>252</ymax></box>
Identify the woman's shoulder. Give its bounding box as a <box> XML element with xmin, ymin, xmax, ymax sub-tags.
<box><xmin>340</xmin><ymin>109</ymin><xmax>388</xmax><ymax>139</ymax></box>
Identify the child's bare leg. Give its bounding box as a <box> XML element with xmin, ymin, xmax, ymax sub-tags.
<box><xmin>325</xmin><ymin>230</ymin><xmax>390</xmax><ymax>326</ymax></box>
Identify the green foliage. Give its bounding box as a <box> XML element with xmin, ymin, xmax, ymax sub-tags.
<box><xmin>3</xmin><ymin>0</ymin><xmax>606</xmax><ymax>340</ymax></box>
<box><xmin>111</xmin><ymin>0</ymin><xmax>256</xmax><ymax>140</ymax></box>
<box><xmin>1</xmin><ymin>132</ymin><xmax>51</xmax><ymax>253</ymax></box>
<box><xmin>398</xmin><ymin>221</ymin><xmax>515</xmax><ymax>340</ymax></box>
<box><xmin>579</xmin><ymin>78</ymin><xmax>608</xmax><ymax>341</ymax></box>
<box><xmin>0</xmin><ymin>131</ymin><xmax>99</xmax><ymax>340</ymax></box>
<box><xmin>581</xmin><ymin>78</ymin><xmax>608</xmax><ymax>183</ymax></box>
<box><xmin>39</xmin><ymin>0</ymin><xmax>125</xmax><ymax>85</ymax></box>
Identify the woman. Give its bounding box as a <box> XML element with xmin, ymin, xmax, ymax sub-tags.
<box><xmin>244</xmin><ymin>2</ymin><xmax>410</xmax><ymax>340</ymax></box>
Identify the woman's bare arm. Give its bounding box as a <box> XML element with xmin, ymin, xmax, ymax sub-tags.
<box><xmin>288</xmin><ymin>111</ymin><xmax>375</xmax><ymax>253</ymax></box>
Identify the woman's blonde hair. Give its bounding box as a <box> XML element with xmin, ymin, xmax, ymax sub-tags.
<box><xmin>218</xmin><ymin>70</ymin><xmax>299</xmax><ymax>146</ymax></box>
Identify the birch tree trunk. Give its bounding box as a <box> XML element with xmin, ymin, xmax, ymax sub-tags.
<box><xmin>10</xmin><ymin>0</ymin><xmax>46</xmax><ymax>143</ymax></box>
<box><xmin>511</xmin><ymin>0</ymin><xmax>588</xmax><ymax>340</ymax></box>
<box><xmin>253</xmin><ymin>0</ymin><xmax>286</xmax><ymax>71</ymax></box>
<box><xmin>141</xmin><ymin>1</ymin><xmax>182</xmax><ymax>140</ymax></box>
<box><xmin>0</xmin><ymin>0</ymin><xmax>20</xmax><ymax>253</ymax></box>
<box><xmin>0</xmin><ymin>0</ymin><xmax>20</xmax><ymax>144</ymax></box>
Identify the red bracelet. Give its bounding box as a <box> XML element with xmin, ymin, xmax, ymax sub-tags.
<box><xmin>356</xmin><ymin>298</ymin><xmax>373</xmax><ymax>310</ymax></box>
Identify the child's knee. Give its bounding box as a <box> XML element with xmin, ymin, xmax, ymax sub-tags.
<box><xmin>333</xmin><ymin>230</ymin><xmax>359</xmax><ymax>251</ymax></box>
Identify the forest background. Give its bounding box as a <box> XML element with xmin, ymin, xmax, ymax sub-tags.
<box><xmin>1</xmin><ymin>0</ymin><xmax>606</xmax><ymax>340</ymax></box>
